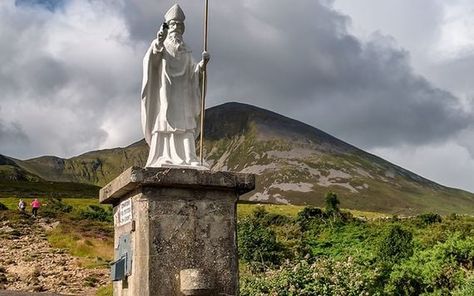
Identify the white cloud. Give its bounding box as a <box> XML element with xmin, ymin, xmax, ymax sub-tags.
<box><xmin>0</xmin><ymin>0</ymin><xmax>144</xmax><ymax>158</ymax></box>
<box><xmin>333</xmin><ymin>0</ymin><xmax>474</xmax><ymax>192</ymax></box>
<box><xmin>436</xmin><ymin>1</ymin><xmax>474</xmax><ymax>60</ymax></box>
<box><xmin>0</xmin><ymin>0</ymin><xmax>472</xmax><ymax>193</ymax></box>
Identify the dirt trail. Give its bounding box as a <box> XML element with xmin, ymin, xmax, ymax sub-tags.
<box><xmin>0</xmin><ymin>292</ymin><xmax>62</xmax><ymax>295</ymax></box>
<box><xmin>0</xmin><ymin>215</ymin><xmax>108</xmax><ymax>295</ymax></box>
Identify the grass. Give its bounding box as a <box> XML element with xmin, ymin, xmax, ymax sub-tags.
<box><xmin>47</xmin><ymin>220</ymin><xmax>113</xmax><ymax>268</ymax></box>
<box><xmin>237</xmin><ymin>202</ymin><xmax>388</xmax><ymax>220</ymax></box>
<box><xmin>96</xmin><ymin>284</ymin><xmax>113</xmax><ymax>296</ymax></box>
<box><xmin>0</xmin><ymin>197</ymin><xmax>386</xmax><ymax>220</ymax></box>
<box><xmin>0</xmin><ymin>197</ymin><xmax>113</xmax><ymax>269</ymax></box>
<box><xmin>0</xmin><ymin>180</ymin><xmax>100</xmax><ymax>199</ymax></box>
<box><xmin>0</xmin><ymin>196</ymin><xmax>408</xmax><ymax>294</ymax></box>
<box><xmin>237</xmin><ymin>203</ymin><xmax>304</xmax><ymax>219</ymax></box>
<box><xmin>0</xmin><ymin>197</ymin><xmax>388</xmax><ymax>271</ymax></box>
<box><xmin>2</xmin><ymin>195</ymin><xmax>471</xmax><ymax>295</ymax></box>
<box><xmin>0</xmin><ymin>197</ymin><xmax>104</xmax><ymax>212</ymax></box>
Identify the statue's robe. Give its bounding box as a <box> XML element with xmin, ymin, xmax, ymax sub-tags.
<box><xmin>141</xmin><ymin>38</ymin><xmax>201</xmax><ymax>167</ymax></box>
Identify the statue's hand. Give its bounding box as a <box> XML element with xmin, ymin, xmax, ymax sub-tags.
<box><xmin>196</xmin><ymin>52</ymin><xmax>210</xmax><ymax>71</ymax></box>
<box><xmin>199</xmin><ymin>51</ymin><xmax>210</xmax><ymax>69</ymax></box>
<box><xmin>157</xmin><ymin>30</ymin><xmax>167</xmax><ymax>43</ymax></box>
<box><xmin>152</xmin><ymin>39</ymin><xmax>161</xmax><ymax>54</ymax></box>
<box><xmin>157</xmin><ymin>23</ymin><xmax>168</xmax><ymax>45</ymax></box>
<box><xmin>202</xmin><ymin>51</ymin><xmax>210</xmax><ymax>63</ymax></box>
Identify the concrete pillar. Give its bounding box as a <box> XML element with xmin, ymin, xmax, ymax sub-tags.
<box><xmin>99</xmin><ymin>167</ymin><xmax>255</xmax><ymax>296</ymax></box>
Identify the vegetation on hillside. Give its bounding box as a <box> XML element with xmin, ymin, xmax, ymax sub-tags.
<box><xmin>0</xmin><ymin>180</ymin><xmax>100</xmax><ymax>199</ymax></box>
<box><xmin>1</xmin><ymin>193</ymin><xmax>473</xmax><ymax>295</ymax></box>
<box><xmin>2</xmin><ymin>103</ymin><xmax>474</xmax><ymax>215</ymax></box>
<box><xmin>0</xmin><ymin>197</ymin><xmax>113</xmax><ymax>269</ymax></box>
<box><xmin>238</xmin><ymin>194</ymin><xmax>474</xmax><ymax>295</ymax></box>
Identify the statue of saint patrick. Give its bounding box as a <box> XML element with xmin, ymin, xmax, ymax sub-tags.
<box><xmin>141</xmin><ymin>4</ymin><xmax>209</xmax><ymax>168</ymax></box>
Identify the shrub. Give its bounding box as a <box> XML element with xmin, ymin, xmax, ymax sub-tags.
<box><xmin>377</xmin><ymin>225</ymin><xmax>413</xmax><ymax>265</ymax></box>
<box><xmin>0</xmin><ymin>202</ymin><xmax>8</xmax><ymax>211</ymax></box>
<box><xmin>252</xmin><ymin>206</ymin><xmax>268</xmax><ymax>220</ymax></box>
<box><xmin>250</xmin><ymin>206</ymin><xmax>292</xmax><ymax>227</ymax></box>
<box><xmin>240</xmin><ymin>257</ymin><xmax>381</xmax><ymax>296</ymax></box>
<box><xmin>297</xmin><ymin>206</ymin><xmax>325</xmax><ymax>227</ymax></box>
<box><xmin>386</xmin><ymin>236</ymin><xmax>474</xmax><ymax>295</ymax></box>
<box><xmin>416</xmin><ymin>213</ymin><xmax>442</xmax><ymax>226</ymax></box>
<box><xmin>325</xmin><ymin>192</ymin><xmax>340</xmax><ymax>214</ymax></box>
<box><xmin>453</xmin><ymin>277</ymin><xmax>474</xmax><ymax>296</ymax></box>
<box><xmin>263</xmin><ymin>213</ymin><xmax>292</xmax><ymax>226</ymax></box>
<box><xmin>79</xmin><ymin>205</ymin><xmax>113</xmax><ymax>222</ymax></box>
<box><xmin>238</xmin><ymin>217</ymin><xmax>284</xmax><ymax>271</ymax></box>
<box><xmin>41</xmin><ymin>197</ymin><xmax>73</xmax><ymax>218</ymax></box>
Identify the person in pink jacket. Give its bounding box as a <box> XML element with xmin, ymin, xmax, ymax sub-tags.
<box><xmin>31</xmin><ymin>199</ymin><xmax>41</xmax><ymax>217</ymax></box>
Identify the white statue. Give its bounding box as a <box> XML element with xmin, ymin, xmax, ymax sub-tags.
<box><xmin>141</xmin><ymin>4</ymin><xmax>209</xmax><ymax>168</ymax></box>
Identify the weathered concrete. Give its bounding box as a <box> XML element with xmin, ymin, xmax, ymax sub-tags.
<box><xmin>180</xmin><ymin>269</ymin><xmax>214</xmax><ymax>295</ymax></box>
<box><xmin>100</xmin><ymin>167</ymin><xmax>255</xmax><ymax>296</ymax></box>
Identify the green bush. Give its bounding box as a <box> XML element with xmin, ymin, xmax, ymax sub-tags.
<box><xmin>386</xmin><ymin>236</ymin><xmax>474</xmax><ymax>295</ymax></box>
<box><xmin>79</xmin><ymin>205</ymin><xmax>113</xmax><ymax>222</ymax></box>
<box><xmin>0</xmin><ymin>202</ymin><xmax>8</xmax><ymax>211</ymax></box>
<box><xmin>252</xmin><ymin>206</ymin><xmax>268</xmax><ymax>220</ymax></box>
<box><xmin>453</xmin><ymin>277</ymin><xmax>474</xmax><ymax>296</ymax></box>
<box><xmin>296</xmin><ymin>206</ymin><xmax>325</xmax><ymax>230</ymax></box>
<box><xmin>251</xmin><ymin>206</ymin><xmax>292</xmax><ymax>227</ymax></box>
<box><xmin>416</xmin><ymin>213</ymin><xmax>442</xmax><ymax>226</ymax></box>
<box><xmin>238</xmin><ymin>217</ymin><xmax>284</xmax><ymax>271</ymax></box>
<box><xmin>263</xmin><ymin>212</ymin><xmax>292</xmax><ymax>226</ymax></box>
<box><xmin>377</xmin><ymin>225</ymin><xmax>414</xmax><ymax>265</ymax></box>
<box><xmin>325</xmin><ymin>192</ymin><xmax>340</xmax><ymax>214</ymax></box>
<box><xmin>237</xmin><ymin>205</ymin><xmax>474</xmax><ymax>295</ymax></box>
<box><xmin>240</xmin><ymin>258</ymin><xmax>381</xmax><ymax>296</ymax></box>
<box><xmin>41</xmin><ymin>197</ymin><xmax>73</xmax><ymax>218</ymax></box>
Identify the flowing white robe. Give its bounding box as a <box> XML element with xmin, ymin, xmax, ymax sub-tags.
<box><xmin>141</xmin><ymin>38</ymin><xmax>201</xmax><ymax>167</ymax></box>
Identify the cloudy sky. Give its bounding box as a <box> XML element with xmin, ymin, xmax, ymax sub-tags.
<box><xmin>0</xmin><ymin>0</ymin><xmax>473</xmax><ymax>192</ymax></box>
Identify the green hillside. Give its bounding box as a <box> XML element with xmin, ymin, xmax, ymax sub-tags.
<box><xmin>202</xmin><ymin>103</ymin><xmax>474</xmax><ymax>215</ymax></box>
<box><xmin>14</xmin><ymin>145</ymin><xmax>147</xmax><ymax>186</ymax></box>
<box><xmin>0</xmin><ymin>155</ymin><xmax>99</xmax><ymax>199</ymax></box>
<box><xmin>1</xmin><ymin>102</ymin><xmax>473</xmax><ymax>215</ymax></box>
<box><xmin>238</xmin><ymin>204</ymin><xmax>474</xmax><ymax>296</ymax></box>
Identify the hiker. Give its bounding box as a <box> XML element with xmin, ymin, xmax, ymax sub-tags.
<box><xmin>18</xmin><ymin>199</ymin><xmax>26</xmax><ymax>212</ymax></box>
<box><xmin>31</xmin><ymin>198</ymin><xmax>41</xmax><ymax>217</ymax></box>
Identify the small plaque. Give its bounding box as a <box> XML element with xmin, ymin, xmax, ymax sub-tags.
<box><xmin>119</xmin><ymin>198</ymin><xmax>133</xmax><ymax>226</ymax></box>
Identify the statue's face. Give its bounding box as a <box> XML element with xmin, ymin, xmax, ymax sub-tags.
<box><xmin>168</xmin><ymin>20</ymin><xmax>185</xmax><ymax>35</ymax></box>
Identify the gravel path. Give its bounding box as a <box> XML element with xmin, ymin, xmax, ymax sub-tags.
<box><xmin>0</xmin><ymin>216</ymin><xmax>108</xmax><ymax>295</ymax></box>
<box><xmin>0</xmin><ymin>292</ymin><xmax>64</xmax><ymax>296</ymax></box>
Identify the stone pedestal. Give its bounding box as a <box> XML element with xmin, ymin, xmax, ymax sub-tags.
<box><xmin>99</xmin><ymin>167</ymin><xmax>255</xmax><ymax>296</ymax></box>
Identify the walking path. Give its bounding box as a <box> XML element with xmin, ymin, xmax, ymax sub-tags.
<box><xmin>0</xmin><ymin>216</ymin><xmax>108</xmax><ymax>295</ymax></box>
<box><xmin>0</xmin><ymin>292</ymin><xmax>62</xmax><ymax>296</ymax></box>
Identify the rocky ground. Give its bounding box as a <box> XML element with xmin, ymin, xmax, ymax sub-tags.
<box><xmin>0</xmin><ymin>292</ymin><xmax>62</xmax><ymax>296</ymax></box>
<box><xmin>0</xmin><ymin>214</ymin><xmax>108</xmax><ymax>295</ymax></box>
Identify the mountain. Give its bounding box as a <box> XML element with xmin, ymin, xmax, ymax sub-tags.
<box><xmin>0</xmin><ymin>155</ymin><xmax>100</xmax><ymax>199</ymax></box>
<box><xmin>1</xmin><ymin>102</ymin><xmax>473</xmax><ymax>215</ymax></box>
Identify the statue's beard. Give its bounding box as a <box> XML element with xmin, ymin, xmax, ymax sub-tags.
<box><xmin>164</xmin><ymin>33</ymin><xmax>187</xmax><ymax>57</ymax></box>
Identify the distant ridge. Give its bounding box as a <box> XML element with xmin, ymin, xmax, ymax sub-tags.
<box><xmin>1</xmin><ymin>102</ymin><xmax>473</xmax><ymax>215</ymax></box>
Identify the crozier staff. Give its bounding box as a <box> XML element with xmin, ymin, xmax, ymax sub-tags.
<box><xmin>141</xmin><ymin>4</ymin><xmax>210</xmax><ymax>168</ymax></box>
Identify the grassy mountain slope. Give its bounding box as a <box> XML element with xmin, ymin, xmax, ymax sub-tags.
<box><xmin>1</xmin><ymin>102</ymin><xmax>473</xmax><ymax>215</ymax></box>
<box><xmin>202</xmin><ymin>103</ymin><xmax>474</xmax><ymax>215</ymax></box>
<box><xmin>0</xmin><ymin>155</ymin><xmax>100</xmax><ymax>199</ymax></box>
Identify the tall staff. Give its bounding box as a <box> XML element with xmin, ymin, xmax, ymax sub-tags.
<box><xmin>199</xmin><ymin>0</ymin><xmax>209</xmax><ymax>165</ymax></box>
